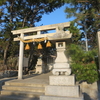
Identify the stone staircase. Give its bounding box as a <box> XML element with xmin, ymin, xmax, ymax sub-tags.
<box><xmin>0</xmin><ymin>80</ymin><xmax>47</xmax><ymax>100</ymax></box>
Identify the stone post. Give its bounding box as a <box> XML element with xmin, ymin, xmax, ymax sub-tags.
<box><xmin>97</xmin><ymin>31</ymin><xmax>100</xmax><ymax>70</ymax></box>
<box><xmin>18</xmin><ymin>33</ymin><xmax>24</xmax><ymax>79</ymax></box>
<box><xmin>35</xmin><ymin>54</ymin><xmax>44</xmax><ymax>74</ymax></box>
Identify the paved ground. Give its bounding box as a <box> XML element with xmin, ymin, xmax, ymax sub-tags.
<box><xmin>0</xmin><ymin>72</ymin><xmax>100</xmax><ymax>100</ymax></box>
<box><xmin>0</xmin><ymin>72</ymin><xmax>52</xmax><ymax>88</ymax></box>
<box><xmin>8</xmin><ymin>72</ymin><xmax>52</xmax><ymax>85</ymax></box>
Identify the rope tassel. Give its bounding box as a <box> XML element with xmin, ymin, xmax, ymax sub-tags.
<box><xmin>38</xmin><ymin>43</ymin><xmax>42</xmax><ymax>49</ymax></box>
<box><xmin>25</xmin><ymin>44</ymin><xmax>30</xmax><ymax>50</ymax></box>
<box><xmin>46</xmin><ymin>41</ymin><xmax>51</xmax><ymax>47</ymax></box>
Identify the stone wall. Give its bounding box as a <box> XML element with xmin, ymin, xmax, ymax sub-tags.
<box><xmin>0</xmin><ymin>70</ymin><xmax>17</xmax><ymax>91</ymax></box>
<box><xmin>0</xmin><ymin>70</ymin><xmax>17</xmax><ymax>79</ymax></box>
<box><xmin>79</xmin><ymin>81</ymin><xmax>100</xmax><ymax>100</ymax></box>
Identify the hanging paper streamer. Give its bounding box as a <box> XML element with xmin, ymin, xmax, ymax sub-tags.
<box><xmin>25</xmin><ymin>43</ymin><xmax>30</xmax><ymax>50</ymax></box>
<box><xmin>46</xmin><ymin>41</ymin><xmax>51</xmax><ymax>47</ymax></box>
<box><xmin>33</xmin><ymin>42</ymin><xmax>35</xmax><ymax>45</ymax></box>
<box><xmin>38</xmin><ymin>43</ymin><xmax>42</xmax><ymax>49</ymax></box>
<box><xmin>44</xmin><ymin>36</ymin><xmax>47</xmax><ymax>43</ymax></box>
<box><xmin>44</xmin><ymin>39</ymin><xmax>47</xmax><ymax>43</ymax></box>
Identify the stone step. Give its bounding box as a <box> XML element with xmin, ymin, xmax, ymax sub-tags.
<box><xmin>2</xmin><ymin>85</ymin><xmax>45</xmax><ymax>93</ymax></box>
<box><xmin>40</xmin><ymin>95</ymin><xmax>83</xmax><ymax>100</ymax></box>
<box><xmin>1</xmin><ymin>90</ymin><xmax>44</xmax><ymax>97</ymax></box>
<box><xmin>0</xmin><ymin>95</ymin><xmax>39</xmax><ymax>100</ymax></box>
<box><xmin>5</xmin><ymin>81</ymin><xmax>47</xmax><ymax>87</ymax></box>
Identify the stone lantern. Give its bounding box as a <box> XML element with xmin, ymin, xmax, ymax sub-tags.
<box><xmin>52</xmin><ymin>41</ymin><xmax>71</xmax><ymax>75</ymax></box>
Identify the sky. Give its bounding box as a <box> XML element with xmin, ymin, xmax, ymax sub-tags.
<box><xmin>36</xmin><ymin>5</ymin><xmax>74</xmax><ymax>26</ymax></box>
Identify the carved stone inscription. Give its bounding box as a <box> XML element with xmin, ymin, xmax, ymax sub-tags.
<box><xmin>49</xmin><ymin>75</ymin><xmax>75</xmax><ymax>86</ymax></box>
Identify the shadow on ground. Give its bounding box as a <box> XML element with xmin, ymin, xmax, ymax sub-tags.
<box><xmin>83</xmin><ymin>93</ymin><xmax>93</xmax><ymax>100</ymax></box>
<box><xmin>0</xmin><ymin>95</ymin><xmax>40</xmax><ymax>100</ymax></box>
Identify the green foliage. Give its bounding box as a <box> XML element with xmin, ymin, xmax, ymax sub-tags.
<box><xmin>64</xmin><ymin>0</ymin><xmax>100</xmax><ymax>49</ymax></box>
<box><xmin>68</xmin><ymin>22</ymin><xmax>81</xmax><ymax>44</ymax></box>
<box><xmin>71</xmin><ymin>63</ymin><xmax>98</xmax><ymax>83</ymax></box>
<box><xmin>67</xmin><ymin>44</ymin><xmax>99</xmax><ymax>83</ymax></box>
<box><xmin>7</xmin><ymin>56</ymin><xmax>18</xmax><ymax>70</ymax></box>
<box><xmin>0</xmin><ymin>0</ymin><xmax>6</xmax><ymax>5</ymax></box>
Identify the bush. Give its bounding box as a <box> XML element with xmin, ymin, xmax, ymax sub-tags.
<box><xmin>67</xmin><ymin>44</ymin><xmax>99</xmax><ymax>83</ymax></box>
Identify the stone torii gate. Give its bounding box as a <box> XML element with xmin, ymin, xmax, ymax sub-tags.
<box><xmin>11</xmin><ymin>22</ymin><xmax>71</xmax><ymax>80</ymax></box>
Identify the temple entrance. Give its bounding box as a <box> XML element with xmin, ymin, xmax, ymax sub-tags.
<box><xmin>11</xmin><ymin>22</ymin><xmax>71</xmax><ymax>79</ymax></box>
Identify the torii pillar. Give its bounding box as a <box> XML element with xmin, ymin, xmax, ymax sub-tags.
<box><xmin>18</xmin><ymin>33</ymin><xmax>24</xmax><ymax>79</ymax></box>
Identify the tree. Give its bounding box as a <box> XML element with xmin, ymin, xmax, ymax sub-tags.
<box><xmin>68</xmin><ymin>22</ymin><xmax>81</xmax><ymax>44</ymax></box>
<box><xmin>0</xmin><ymin>0</ymin><xmax>64</xmax><ymax>68</ymax></box>
<box><xmin>64</xmin><ymin>0</ymin><xmax>100</xmax><ymax>83</ymax></box>
<box><xmin>67</xmin><ymin>43</ymin><xmax>99</xmax><ymax>83</ymax></box>
<box><xmin>64</xmin><ymin>0</ymin><xmax>100</xmax><ymax>50</ymax></box>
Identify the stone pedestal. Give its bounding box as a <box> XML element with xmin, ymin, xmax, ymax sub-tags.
<box><xmin>40</xmin><ymin>42</ymin><xmax>84</xmax><ymax>100</ymax></box>
<box><xmin>40</xmin><ymin>95</ymin><xmax>83</xmax><ymax>100</ymax></box>
<box><xmin>49</xmin><ymin>75</ymin><xmax>75</xmax><ymax>86</ymax></box>
<box><xmin>40</xmin><ymin>75</ymin><xmax>84</xmax><ymax>100</ymax></box>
